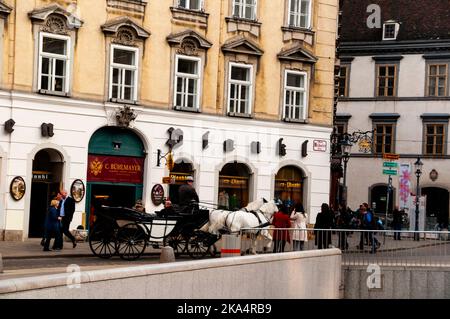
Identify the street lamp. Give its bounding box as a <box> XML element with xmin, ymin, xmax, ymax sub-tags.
<box><xmin>414</xmin><ymin>157</ymin><xmax>423</xmax><ymax>241</ymax></box>
<box><xmin>340</xmin><ymin>136</ymin><xmax>353</xmax><ymax>205</ymax></box>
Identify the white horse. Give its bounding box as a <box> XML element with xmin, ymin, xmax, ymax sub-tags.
<box><xmin>205</xmin><ymin>200</ymin><xmax>279</xmax><ymax>254</ymax></box>
<box><xmin>202</xmin><ymin>198</ymin><xmax>267</xmax><ymax>233</ymax></box>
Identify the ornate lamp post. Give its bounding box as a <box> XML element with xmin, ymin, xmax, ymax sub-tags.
<box><xmin>340</xmin><ymin>136</ymin><xmax>353</xmax><ymax>205</ymax></box>
<box><xmin>414</xmin><ymin>157</ymin><xmax>423</xmax><ymax>241</ymax></box>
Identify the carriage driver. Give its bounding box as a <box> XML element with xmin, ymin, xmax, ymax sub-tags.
<box><xmin>178</xmin><ymin>175</ymin><xmax>199</xmax><ymax>213</ymax></box>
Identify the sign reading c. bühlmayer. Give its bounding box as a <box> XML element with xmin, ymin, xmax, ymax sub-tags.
<box><xmin>87</xmin><ymin>155</ymin><xmax>144</xmax><ymax>184</ymax></box>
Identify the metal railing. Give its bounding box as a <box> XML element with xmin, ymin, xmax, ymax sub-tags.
<box><xmin>239</xmin><ymin>228</ymin><xmax>450</xmax><ymax>267</ymax></box>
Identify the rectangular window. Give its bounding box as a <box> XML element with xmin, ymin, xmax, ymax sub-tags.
<box><xmin>178</xmin><ymin>0</ymin><xmax>203</xmax><ymax>10</ymax></box>
<box><xmin>376</xmin><ymin>64</ymin><xmax>397</xmax><ymax>97</ymax></box>
<box><xmin>174</xmin><ymin>55</ymin><xmax>201</xmax><ymax>110</ymax></box>
<box><xmin>109</xmin><ymin>45</ymin><xmax>138</xmax><ymax>102</ymax></box>
<box><xmin>38</xmin><ymin>33</ymin><xmax>70</xmax><ymax>94</ymax></box>
<box><xmin>425</xmin><ymin>124</ymin><xmax>445</xmax><ymax>155</ymax></box>
<box><xmin>283</xmin><ymin>70</ymin><xmax>307</xmax><ymax>121</ymax></box>
<box><xmin>337</xmin><ymin>65</ymin><xmax>349</xmax><ymax>97</ymax></box>
<box><xmin>427</xmin><ymin>64</ymin><xmax>447</xmax><ymax>97</ymax></box>
<box><xmin>228</xmin><ymin>63</ymin><xmax>253</xmax><ymax>116</ymax></box>
<box><xmin>288</xmin><ymin>0</ymin><xmax>311</xmax><ymax>28</ymax></box>
<box><xmin>373</xmin><ymin>124</ymin><xmax>394</xmax><ymax>154</ymax></box>
<box><xmin>233</xmin><ymin>0</ymin><xmax>257</xmax><ymax>20</ymax></box>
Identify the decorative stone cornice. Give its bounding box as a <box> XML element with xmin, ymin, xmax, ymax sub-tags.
<box><xmin>277</xmin><ymin>44</ymin><xmax>318</xmax><ymax>63</ymax></box>
<box><xmin>167</xmin><ymin>30</ymin><xmax>212</xmax><ymax>50</ymax></box>
<box><xmin>221</xmin><ymin>36</ymin><xmax>264</xmax><ymax>57</ymax></box>
<box><xmin>28</xmin><ymin>4</ymin><xmax>83</xmax><ymax>29</ymax></box>
<box><xmin>101</xmin><ymin>16</ymin><xmax>151</xmax><ymax>40</ymax></box>
<box><xmin>0</xmin><ymin>1</ymin><xmax>12</xmax><ymax>18</ymax></box>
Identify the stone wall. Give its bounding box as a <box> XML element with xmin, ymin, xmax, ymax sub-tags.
<box><xmin>0</xmin><ymin>249</ymin><xmax>342</xmax><ymax>299</ymax></box>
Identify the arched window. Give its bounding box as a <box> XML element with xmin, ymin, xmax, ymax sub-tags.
<box><xmin>275</xmin><ymin>165</ymin><xmax>304</xmax><ymax>207</ymax></box>
<box><xmin>218</xmin><ymin>162</ymin><xmax>252</xmax><ymax>210</ymax></box>
<box><xmin>169</xmin><ymin>160</ymin><xmax>195</xmax><ymax>204</ymax></box>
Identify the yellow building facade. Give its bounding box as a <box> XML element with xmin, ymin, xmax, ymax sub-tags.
<box><xmin>1</xmin><ymin>0</ymin><xmax>336</xmax><ymax>123</ymax></box>
<box><xmin>0</xmin><ymin>0</ymin><xmax>337</xmax><ymax>240</ymax></box>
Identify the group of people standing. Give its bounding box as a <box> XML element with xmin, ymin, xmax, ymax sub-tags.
<box><xmin>271</xmin><ymin>202</ymin><xmax>308</xmax><ymax>253</ymax></box>
<box><xmin>42</xmin><ymin>190</ymin><xmax>77</xmax><ymax>251</ymax></box>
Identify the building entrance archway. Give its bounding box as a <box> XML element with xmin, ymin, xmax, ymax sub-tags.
<box><xmin>86</xmin><ymin>127</ymin><xmax>146</xmax><ymax>228</ymax></box>
<box><xmin>218</xmin><ymin>162</ymin><xmax>252</xmax><ymax>210</ymax></box>
<box><xmin>422</xmin><ymin>187</ymin><xmax>449</xmax><ymax>229</ymax></box>
<box><xmin>29</xmin><ymin>149</ymin><xmax>64</xmax><ymax>238</ymax></box>
<box><xmin>275</xmin><ymin>165</ymin><xmax>305</xmax><ymax>208</ymax></box>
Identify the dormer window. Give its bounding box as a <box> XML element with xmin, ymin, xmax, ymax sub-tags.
<box><xmin>383</xmin><ymin>21</ymin><xmax>400</xmax><ymax>41</ymax></box>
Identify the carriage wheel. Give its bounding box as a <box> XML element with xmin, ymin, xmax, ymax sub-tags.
<box><xmin>165</xmin><ymin>234</ymin><xmax>187</xmax><ymax>257</ymax></box>
<box><xmin>89</xmin><ymin>222</ymin><xmax>117</xmax><ymax>259</ymax></box>
<box><xmin>187</xmin><ymin>232</ymin><xmax>209</xmax><ymax>259</ymax></box>
<box><xmin>116</xmin><ymin>223</ymin><xmax>147</xmax><ymax>261</ymax></box>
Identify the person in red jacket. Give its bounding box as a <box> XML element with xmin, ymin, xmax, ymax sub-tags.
<box><xmin>272</xmin><ymin>204</ymin><xmax>291</xmax><ymax>253</ymax></box>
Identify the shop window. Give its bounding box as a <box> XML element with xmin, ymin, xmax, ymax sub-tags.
<box><xmin>275</xmin><ymin>165</ymin><xmax>304</xmax><ymax>207</ymax></box>
<box><xmin>218</xmin><ymin>162</ymin><xmax>251</xmax><ymax>210</ymax></box>
<box><xmin>169</xmin><ymin>160</ymin><xmax>195</xmax><ymax>204</ymax></box>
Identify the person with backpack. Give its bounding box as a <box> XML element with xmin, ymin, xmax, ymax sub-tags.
<box><xmin>360</xmin><ymin>203</ymin><xmax>378</xmax><ymax>253</ymax></box>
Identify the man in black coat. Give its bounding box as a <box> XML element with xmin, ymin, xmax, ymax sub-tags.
<box><xmin>58</xmin><ymin>189</ymin><xmax>77</xmax><ymax>248</ymax></box>
<box><xmin>178</xmin><ymin>176</ymin><xmax>199</xmax><ymax>213</ymax></box>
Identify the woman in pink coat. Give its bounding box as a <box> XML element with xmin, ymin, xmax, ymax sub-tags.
<box><xmin>290</xmin><ymin>203</ymin><xmax>308</xmax><ymax>251</ymax></box>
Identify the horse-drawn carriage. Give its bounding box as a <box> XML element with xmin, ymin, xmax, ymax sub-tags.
<box><xmin>88</xmin><ymin>203</ymin><xmax>219</xmax><ymax>260</ymax></box>
<box><xmin>88</xmin><ymin>199</ymin><xmax>280</xmax><ymax>260</ymax></box>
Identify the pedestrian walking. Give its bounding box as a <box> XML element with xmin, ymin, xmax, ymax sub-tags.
<box><xmin>42</xmin><ymin>199</ymin><xmax>62</xmax><ymax>251</ymax></box>
<box><xmin>290</xmin><ymin>202</ymin><xmax>308</xmax><ymax>251</ymax></box>
<box><xmin>57</xmin><ymin>190</ymin><xmax>77</xmax><ymax>249</ymax></box>
<box><xmin>392</xmin><ymin>206</ymin><xmax>402</xmax><ymax>240</ymax></box>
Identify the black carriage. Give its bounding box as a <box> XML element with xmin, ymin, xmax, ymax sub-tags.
<box><xmin>88</xmin><ymin>204</ymin><xmax>218</xmax><ymax>260</ymax></box>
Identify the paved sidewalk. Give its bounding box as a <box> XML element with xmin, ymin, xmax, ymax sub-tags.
<box><xmin>0</xmin><ymin>238</ymin><xmax>161</xmax><ymax>259</ymax></box>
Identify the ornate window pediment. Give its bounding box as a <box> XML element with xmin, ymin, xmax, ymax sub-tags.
<box><xmin>277</xmin><ymin>44</ymin><xmax>317</xmax><ymax>63</ymax></box>
<box><xmin>167</xmin><ymin>30</ymin><xmax>212</xmax><ymax>53</ymax></box>
<box><xmin>221</xmin><ymin>36</ymin><xmax>264</xmax><ymax>57</ymax></box>
<box><xmin>28</xmin><ymin>4</ymin><xmax>83</xmax><ymax>30</ymax></box>
<box><xmin>0</xmin><ymin>1</ymin><xmax>12</xmax><ymax>18</ymax></box>
<box><xmin>102</xmin><ymin>17</ymin><xmax>151</xmax><ymax>45</ymax></box>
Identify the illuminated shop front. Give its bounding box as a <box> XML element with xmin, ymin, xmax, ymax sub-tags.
<box><xmin>218</xmin><ymin>162</ymin><xmax>251</xmax><ymax>210</ymax></box>
<box><xmin>274</xmin><ymin>165</ymin><xmax>304</xmax><ymax>207</ymax></box>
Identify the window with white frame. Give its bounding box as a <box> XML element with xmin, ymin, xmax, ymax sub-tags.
<box><xmin>178</xmin><ymin>0</ymin><xmax>203</xmax><ymax>10</ymax></box>
<box><xmin>228</xmin><ymin>63</ymin><xmax>253</xmax><ymax>116</ymax></box>
<box><xmin>109</xmin><ymin>45</ymin><xmax>139</xmax><ymax>102</ymax></box>
<box><xmin>288</xmin><ymin>0</ymin><xmax>311</xmax><ymax>28</ymax></box>
<box><xmin>382</xmin><ymin>22</ymin><xmax>400</xmax><ymax>40</ymax></box>
<box><xmin>38</xmin><ymin>33</ymin><xmax>70</xmax><ymax>94</ymax></box>
<box><xmin>283</xmin><ymin>70</ymin><xmax>307</xmax><ymax>121</ymax></box>
<box><xmin>174</xmin><ymin>55</ymin><xmax>201</xmax><ymax>110</ymax></box>
<box><xmin>233</xmin><ymin>0</ymin><xmax>257</xmax><ymax>20</ymax></box>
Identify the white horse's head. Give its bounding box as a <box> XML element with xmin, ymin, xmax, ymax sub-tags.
<box><xmin>258</xmin><ymin>200</ymin><xmax>279</xmax><ymax>220</ymax></box>
<box><xmin>243</xmin><ymin>198</ymin><xmax>267</xmax><ymax>212</ymax></box>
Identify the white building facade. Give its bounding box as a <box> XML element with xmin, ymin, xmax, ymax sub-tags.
<box><xmin>0</xmin><ymin>92</ymin><xmax>331</xmax><ymax>240</ymax></box>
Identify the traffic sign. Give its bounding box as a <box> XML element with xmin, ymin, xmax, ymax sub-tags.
<box><xmin>383</xmin><ymin>169</ymin><xmax>398</xmax><ymax>176</ymax></box>
<box><xmin>383</xmin><ymin>153</ymin><xmax>400</xmax><ymax>160</ymax></box>
<box><xmin>383</xmin><ymin>162</ymin><xmax>398</xmax><ymax>168</ymax></box>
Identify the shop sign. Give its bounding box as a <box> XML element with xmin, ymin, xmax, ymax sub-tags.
<box><xmin>32</xmin><ymin>171</ymin><xmax>52</xmax><ymax>181</ymax></box>
<box><xmin>151</xmin><ymin>184</ymin><xmax>164</xmax><ymax>206</ymax></box>
<box><xmin>219</xmin><ymin>177</ymin><xmax>248</xmax><ymax>188</ymax></box>
<box><xmin>169</xmin><ymin>173</ymin><xmax>192</xmax><ymax>184</ymax></box>
<box><xmin>275</xmin><ymin>181</ymin><xmax>302</xmax><ymax>189</ymax></box>
<box><xmin>313</xmin><ymin>140</ymin><xmax>327</xmax><ymax>152</ymax></box>
<box><xmin>87</xmin><ymin>155</ymin><xmax>144</xmax><ymax>184</ymax></box>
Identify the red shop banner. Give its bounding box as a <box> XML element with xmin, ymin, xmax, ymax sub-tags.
<box><xmin>87</xmin><ymin>155</ymin><xmax>145</xmax><ymax>184</ymax></box>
